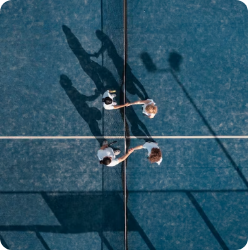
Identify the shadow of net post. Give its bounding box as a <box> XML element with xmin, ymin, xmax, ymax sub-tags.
<box><xmin>140</xmin><ymin>51</ymin><xmax>248</xmax><ymax>188</ymax></box>
<box><xmin>59</xmin><ymin>74</ymin><xmax>104</xmax><ymax>145</ymax></box>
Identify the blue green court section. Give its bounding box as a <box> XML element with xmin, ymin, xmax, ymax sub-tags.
<box><xmin>1</xmin><ymin>0</ymin><xmax>248</xmax><ymax>249</ymax></box>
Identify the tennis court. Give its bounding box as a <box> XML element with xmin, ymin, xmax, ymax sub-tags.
<box><xmin>0</xmin><ymin>0</ymin><xmax>248</xmax><ymax>249</ymax></box>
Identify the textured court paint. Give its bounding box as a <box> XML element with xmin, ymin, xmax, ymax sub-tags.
<box><xmin>0</xmin><ymin>0</ymin><xmax>126</xmax><ymax>248</ymax></box>
<box><xmin>0</xmin><ymin>138</ymin><xmax>125</xmax><ymax>249</ymax></box>
<box><xmin>0</xmin><ymin>232</ymin><xmax>45</xmax><ymax>250</ymax></box>
<box><xmin>0</xmin><ymin>139</ymin><xmax>124</xmax><ymax>192</ymax></box>
<box><xmin>126</xmin><ymin>3</ymin><xmax>248</xmax><ymax>247</ymax></box>
<box><xmin>41</xmin><ymin>233</ymin><xmax>101</xmax><ymax>250</ymax></box>
<box><xmin>128</xmin><ymin>232</ymin><xmax>149</xmax><ymax>250</ymax></box>
<box><xmin>102</xmin><ymin>232</ymin><xmax>124</xmax><ymax>250</ymax></box>
<box><xmin>102</xmin><ymin>0</ymin><xmax>124</xmax><ymax>137</ymax></box>
<box><xmin>1</xmin><ymin>1</ymin><xmax>248</xmax><ymax>250</ymax></box>
<box><xmin>0</xmin><ymin>0</ymin><xmax>104</xmax><ymax>136</ymax></box>
<box><xmin>0</xmin><ymin>194</ymin><xmax>59</xmax><ymax>225</ymax></box>
<box><xmin>0</xmin><ymin>139</ymin><xmax>101</xmax><ymax>191</ymax></box>
<box><xmin>194</xmin><ymin>192</ymin><xmax>248</xmax><ymax>250</ymax></box>
<box><xmin>127</xmin><ymin>193</ymin><xmax>222</xmax><ymax>250</ymax></box>
<box><xmin>127</xmin><ymin>139</ymin><xmax>248</xmax><ymax>191</ymax></box>
<box><xmin>127</xmin><ymin>0</ymin><xmax>248</xmax><ymax>136</ymax></box>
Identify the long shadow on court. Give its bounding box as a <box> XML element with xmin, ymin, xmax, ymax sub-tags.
<box><xmin>62</xmin><ymin>25</ymin><xmax>152</xmax><ymax>142</ymax></box>
<box><xmin>93</xmin><ymin>30</ymin><xmax>149</xmax><ymax>100</ymax></box>
<box><xmin>60</xmin><ymin>74</ymin><xmax>103</xmax><ymax>145</ymax></box>
<box><xmin>140</xmin><ymin>51</ymin><xmax>248</xmax><ymax>249</ymax></box>
<box><xmin>61</xmin><ymin>25</ymin><xmax>155</xmax><ymax>249</ymax></box>
<box><xmin>140</xmin><ymin>51</ymin><xmax>248</xmax><ymax>189</ymax></box>
<box><xmin>0</xmin><ymin>193</ymin><xmax>156</xmax><ymax>250</ymax></box>
<box><xmin>3</xmin><ymin>190</ymin><xmax>247</xmax><ymax>249</ymax></box>
<box><xmin>91</xmin><ymin>30</ymin><xmax>153</xmax><ymax>142</ymax></box>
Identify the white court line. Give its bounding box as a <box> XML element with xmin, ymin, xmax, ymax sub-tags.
<box><xmin>0</xmin><ymin>136</ymin><xmax>248</xmax><ymax>139</ymax></box>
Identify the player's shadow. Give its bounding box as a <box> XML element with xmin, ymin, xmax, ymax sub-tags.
<box><xmin>92</xmin><ymin>30</ymin><xmax>149</xmax><ymax>100</ymax></box>
<box><xmin>62</xmin><ymin>25</ymin><xmax>119</xmax><ymax>93</ymax></box>
<box><xmin>62</xmin><ymin>25</ymin><xmax>152</xmax><ymax>142</ymax></box>
<box><xmin>91</xmin><ymin>30</ymin><xmax>153</xmax><ymax>142</ymax></box>
<box><xmin>140</xmin><ymin>51</ymin><xmax>248</xmax><ymax>188</ymax></box>
<box><xmin>59</xmin><ymin>74</ymin><xmax>104</xmax><ymax>145</ymax></box>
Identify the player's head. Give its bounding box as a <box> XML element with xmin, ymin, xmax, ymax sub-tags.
<box><xmin>100</xmin><ymin>157</ymin><xmax>112</xmax><ymax>165</ymax></box>
<box><xmin>148</xmin><ymin>148</ymin><xmax>162</xmax><ymax>163</ymax></box>
<box><xmin>145</xmin><ymin>104</ymin><xmax>157</xmax><ymax>115</ymax></box>
<box><xmin>102</xmin><ymin>97</ymin><xmax>112</xmax><ymax>105</ymax></box>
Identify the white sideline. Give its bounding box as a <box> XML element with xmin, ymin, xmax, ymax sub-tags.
<box><xmin>0</xmin><ymin>136</ymin><xmax>248</xmax><ymax>139</ymax></box>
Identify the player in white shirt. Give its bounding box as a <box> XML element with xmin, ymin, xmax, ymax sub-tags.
<box><xmin>126</xmin><ymin>99</ymin><xmax>157</xmax><ymax>118</ymax></box>
<box><xmin>98</xmin><ymin>141</ymin><xmax>135</xmax><ymax>166</ymax></box>
<box><xmin>102</xmin><ymin>90</ymin><xmax>130</xmax><ymax>110</ymax></box>
<box><xmin>133</xmin><ymin>141</ymin><xmax>162</xmax><ymax>165</ymax></box>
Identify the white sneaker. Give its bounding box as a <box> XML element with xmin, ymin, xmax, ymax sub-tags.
<box><xmin>114</xmin><ymin>150</ymin><xmax>121</xmax><ymax>155</ymax></box>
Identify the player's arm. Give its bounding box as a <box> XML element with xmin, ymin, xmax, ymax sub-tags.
<box><xmin>133</xmin><ymin>145</ymin><xmax>144</xmax><ymax>150</ymax></box>
<box><xmin>126</xmin><ymin>100</ymin><xmax>150</xmax><ymax>106</ymax></box>
<box><xmin>113</xmin><ymin>103</ymin><xmax>130</xmax><ymax>109</ymax></box>
<box><xmin>117</xmin><ymin>148</ymin><xmax>135</xmax><ymax>163</ymax></box>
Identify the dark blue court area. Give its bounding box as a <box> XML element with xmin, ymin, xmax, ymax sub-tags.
<box><xmin>1</xmin><ymin>0</ymin><xmax>248</xmax><ymax>249</ymax></box>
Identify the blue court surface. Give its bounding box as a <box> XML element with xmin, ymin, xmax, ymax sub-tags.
<box><xmin>1</xmin><ymin>0</ymin><xmax>248</xmax><ymax>249</ymax></box>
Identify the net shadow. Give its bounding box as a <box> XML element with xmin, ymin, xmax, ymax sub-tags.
<box><xmin>0</xmin><ymin>192</ymin><xmax>155</xmax><ymax>250</ymax></box>
<box><xmin>0</xmin><ymin>190</ymin><xmax>246</xmax><ymax>249</ymax></box>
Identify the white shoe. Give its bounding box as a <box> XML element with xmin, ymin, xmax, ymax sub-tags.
<box><xmin>114</xmin><ymin>150</ymin><xmax>121</xmax><ymax>155</ymax></box>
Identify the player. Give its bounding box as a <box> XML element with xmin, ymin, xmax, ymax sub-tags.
<box><xmin>102</xmin><ymin>90</ymin><xmax>130</xmax><ymax>110</ymax></box>
<box><xmin>126</xmin><ymin>99</ymin><xmax>157</xmax><ymax>118</ymax></box>
<box><xmin>133</xmin><ymin>141</ymin><xmax>162</xmax><ymax>165</ymax></box>
<box><xmin>98</xmin><ymin>141</ymin><xmax>135</xmax><ymax>166</ymax></box>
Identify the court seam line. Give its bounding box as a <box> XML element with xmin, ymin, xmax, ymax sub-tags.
<box><xmin>1</xmin><ymin>136</ymin><xmax>248</xmax><ymax>139</ymax></box>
